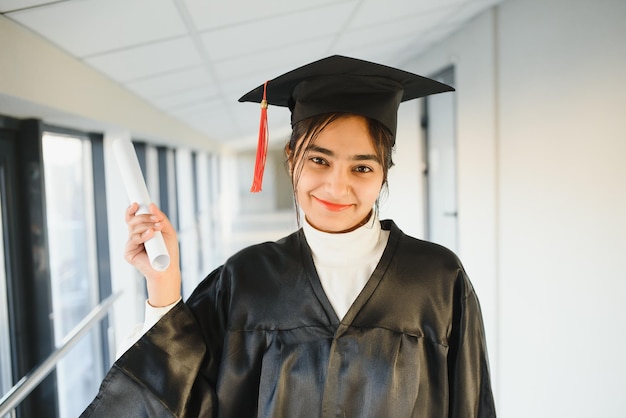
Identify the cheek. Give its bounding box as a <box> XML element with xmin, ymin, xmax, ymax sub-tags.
<box><xmin>363</xmin><ymin>186</ymin><xmax>382</xmax><ymax>205</ymax></box>
<box><xmin>359</xmin><ymin>175</ymin><xmax>384</xmax><ymax>199</ymax></box>
<box><xmin>292</xmin><ymin>163</ymin><xmax>320</xmax><ymax>190</ymax></box>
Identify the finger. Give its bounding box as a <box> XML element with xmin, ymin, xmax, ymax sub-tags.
<box><xmin>147</xmin><ymin>203</ymin><xmax>167</xmax><ymax>223</ymax></box>
<box><xmin>126</xmin><ymin>227</ymin><xmax>153</xmax><ymax>247</ymax></box>
<box><xmin>149</xmin><ymin>203</ymin><xmax>175</xmax><ymax>232</ymax></box>
<box><xmin>126</xmin><ymin>203</ymin><xmax>158</xmax><ymax>223</ymax></box>
<box><xmin>128</xmin><ymin>223</ymin><xmax>157</xmax><ymax>241</ymax></box>
<box><xmin>126</xmin><ymin>210</ymin><xmax>159</xmax><ymax>236</ymax></box>
<box><xmin>125</xmin><ymin>202</ymin><xmax>139</xmax><ymax>222</ymax></box>
<box><xmin>124</xmin><ymin>240</ymin><xmax>147</xmax><ymax>264</ymax></box>
<box><xmin>139</xmin><ymin>227</ymin><xmax>155</xmax><ymax>241</ymax></box>
<box><xmin>127</xmin><ymin>212</ymin><xmax>157</xmax><ymax>228</ymax></box>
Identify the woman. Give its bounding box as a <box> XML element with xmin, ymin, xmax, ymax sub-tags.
<box><xmin>82</xmin><ymin>56</ymin><xmax>496</xmax><ymax>417</ymax></box>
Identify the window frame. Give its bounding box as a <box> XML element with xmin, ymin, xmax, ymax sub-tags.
<box><xmin>0</xmin><ymin>116</ymin><xmax>114</xmax><ymax>417</ymax></box>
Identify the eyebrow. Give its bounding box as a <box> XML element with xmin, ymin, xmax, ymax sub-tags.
<box><xmin>307</xmin><ymin>144</ymin><xmax>381</xmax><ymax>163</ymax></box>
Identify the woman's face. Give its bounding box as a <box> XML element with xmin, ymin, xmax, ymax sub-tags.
<box><xmin>290</xmin><ymin>115</ymin><xmax>384</xmax><ymax>233</ymax></box>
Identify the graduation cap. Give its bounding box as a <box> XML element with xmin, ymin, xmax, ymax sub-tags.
<box><xmin>239</xmin><ymin>55</ymin><xmax>454</xmax><ymax>192</ymax></box>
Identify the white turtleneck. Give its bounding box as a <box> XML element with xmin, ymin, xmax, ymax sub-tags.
<box><xmin>303</xmin><ymin>214</ymin><xmax>390</xmax><ymax>320</ymax></box>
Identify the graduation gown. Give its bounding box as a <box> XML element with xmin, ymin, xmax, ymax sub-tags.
<box><xmin>82</xmin><ymin>220</ymin><xmax>496</xmax><ymax>417</ymax></box>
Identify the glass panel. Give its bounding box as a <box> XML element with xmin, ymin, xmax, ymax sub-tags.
<box><xmin>42</xmin><ymin>132</ymin><xmax>102</xmax><ymax>418</ymax></box>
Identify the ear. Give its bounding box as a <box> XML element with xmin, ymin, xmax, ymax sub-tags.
<box><xmin>285</xmin><ymin>143</ymin><xmax>294</xmax><ymax>175</ymax></box>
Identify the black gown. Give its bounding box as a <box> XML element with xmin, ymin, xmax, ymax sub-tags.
<box><xmin>82</xmin><ymin>220</ymin><xmax>496</xmax><ymax>417</ymax></box>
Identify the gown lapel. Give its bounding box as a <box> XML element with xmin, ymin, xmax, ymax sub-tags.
<box><xmin>298</xmin><ymin>221</ymin><xmax>402</xmax><ymax>328</ymax></box>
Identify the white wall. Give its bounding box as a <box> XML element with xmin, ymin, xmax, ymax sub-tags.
<box><xmin>395</xmin><ymin>0</ymin><xmax>626</xmax><ymax>416</ymax></box>
<box><xmin>497</xmin><ymin>0</ymin><xmax>626</xmax><ymax>416</ymax></box>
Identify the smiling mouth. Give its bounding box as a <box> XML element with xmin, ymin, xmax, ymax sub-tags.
<box><xmin>313</xmin><ymin>196</ymin><xmax>353</xmax><ymax>212</ymax></box>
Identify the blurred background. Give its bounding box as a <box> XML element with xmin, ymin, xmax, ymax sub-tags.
<box><xmin>0</xmin><ymin>0</ymin><xmax>624</xmax><ymax>416</ymax></box>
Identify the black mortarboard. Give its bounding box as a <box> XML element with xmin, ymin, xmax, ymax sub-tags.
<box><xmin>239</xmin><ymin>55</ymin><xmax>454</xmax><ymax>192</ymax></box>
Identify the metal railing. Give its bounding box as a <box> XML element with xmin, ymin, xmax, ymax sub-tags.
<box><xmin>0</xmin><ymin>292</ymin><xmax>121</xmax><ymax>417</ymax></box>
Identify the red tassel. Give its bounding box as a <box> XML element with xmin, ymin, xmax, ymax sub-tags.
<box><xmin>250</xmin><ymin>81</ymin><xmax>269</xmax><ymax>192</ymax></box>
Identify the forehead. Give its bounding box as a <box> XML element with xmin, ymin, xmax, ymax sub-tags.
<box><xmin>305</xmin><ymin>114</ymin><xmax>376</xmax><ymax>152</ymax></box>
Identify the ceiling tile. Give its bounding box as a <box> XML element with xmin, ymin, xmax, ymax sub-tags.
<box><xmin>338</xmin><ymin>24</ymin><xmax>413</xmax><ymax>52</ymax></box>
<box><xmin>444</xmin><ymin>0</ymin><xmax>501</xmax><ymax>26</ymax></box>
<box><xmin>213</xmin><ymin>37</ymin><xmax>335</xmax><ymax>84</ymax></box>
<box><xmin>0</xmin><ymin>0</ymin><xmax>58</xmax><ymax>13</ymax></box>
<box><xmin>171</xmin><ymin>99</ymin><xmax>238</xmax><ymax>141</ymax></box>
<box><xmin>335</xmin><ymin>12</ymin><xmax>446</xmax><ymax>53</ymax></box>
<box><xmin>183</xmin><ymin>0</ymin><xmax>356</xmax><ymax>31</ymax></box>
<box><xmin>85</xmin><ymin>37</ymin><xmax>203</xmax><ymax>82</ymax></box>
<box><xmin>6</xmin><ymin>0</ymin><xmax>188</xmax><ymax>56</ymax></box>
<box><xmin>349</xmin><ymin>0</ymin><xmax>462</xmax><ymax>28</ymax></box>
<box><xmin>152</xmin><ymin>85</ymin><xmax>218</xmax><ymax>112</ymax></box>
<box><xmin>126</xmin><ymin>67</ymin><xmax>215</xmax><ymax>101</ymax></box>
<box><xmin>200</xmin><ymin>1</ymin><xmax>357</xmax><ymax>60</ymax></box>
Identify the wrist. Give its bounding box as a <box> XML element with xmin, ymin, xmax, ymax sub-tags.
<box><xmin>146</xmin><ymin>273</ymin><xmax>181</xmax><ymax>308</ymax></box>
<box><xmin>147</xmin><ymin>296</ymin><xmax>181</xmax><ymax>309</ymax></box>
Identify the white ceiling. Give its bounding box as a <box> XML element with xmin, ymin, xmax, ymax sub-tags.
<box><xmin>0</xmin><ymin>0</ymin><xmax>500</xmax><ymax>145</ymax></box>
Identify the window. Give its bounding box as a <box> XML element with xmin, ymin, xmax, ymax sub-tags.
<box><xmin>42</xmin><ymin>132</ymin><xmax>103</xmax><ymax>417</ymax></box>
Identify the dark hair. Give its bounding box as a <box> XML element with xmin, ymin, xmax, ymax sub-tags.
<box><xmin>285</xmin><ymin>112</ymin><xmax>395</xmax><ymax>225</ymax></box>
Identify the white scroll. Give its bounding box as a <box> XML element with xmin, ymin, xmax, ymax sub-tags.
<box><xmin>113</xmin><ymin>138</ymin><xmax>170</xmax><ymax>271</ymax></box>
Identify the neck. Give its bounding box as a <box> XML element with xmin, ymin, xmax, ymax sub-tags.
<box><xmin>305</xmin><ymin>210</ymin><xmax>373</xmax><ymax>234</ymax></box>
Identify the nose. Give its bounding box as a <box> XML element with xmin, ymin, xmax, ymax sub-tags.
<box><xmin>325</xmin><ymin>166</ymin><xmax>351</xmax><ymax>197</ymax></box>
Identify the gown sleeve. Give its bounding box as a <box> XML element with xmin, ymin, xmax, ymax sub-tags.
<box><xmin>447</xmin><ymin>270</ymin><xmax>497</xmax><ymax>417</ymax></box>
<box><xmin>114</xmin><ymin>297</ymin><xmax>181</xmax><ymax>359</ymax></box>
<box><xmin>81</xmin><ymin>268</ymin><xmax>226</xmax><ymax>418</ymax></box>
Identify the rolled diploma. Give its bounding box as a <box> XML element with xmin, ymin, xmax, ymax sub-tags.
<box><xmin>113</xmin><ymin>138</ymin><xmax>170</xmax><ymax>271</ymax></box>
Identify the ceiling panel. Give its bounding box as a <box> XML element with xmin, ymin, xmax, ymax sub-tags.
<box><xmin>85</xmin><ymin>36</ymin><xmax>203</xmax><ymax>82</ymax></box>
<box><xmin>200</xmin><ymin>1</ymin><xmax>356</xmax><ymax>61</ymax></box>
<box><xmin>126</xmin><ymin>67</ymin><xmax>215</xmax><ymax>101</ymax></box>
<box><xmin>213</xmin><ymin>37</ymin><xmax>336</xmax><ymax>85</ymax></box>
<box><xmin>6</xmin><ymin>0</ymin><xmax>187</xmax><ymax>56</ymax></box>
<box><xmin>172</xmin><ymin>99</ymin><xmax>223</xmax><ymax>125</ymax></box>
<box><xmin>445</xmin><ymin>0</ymin><xmax>501</xmax><ymax>25</ymax></box>
<box><xmin>0</xmin><ymin>0</ymin><xmax>58</xmax><ymax>12</ymax></box>
<box><xmin>337</xmin><ymin>13</ymin><xmax>445</xmax><ymax>52</ymax></box>
<box><xmin>349</xmin><ymin>0</ymin><xmax>463</xmax><ymax>29</ymax></box>
<box><xmin>184</xmin><ymin>0</ymin><xmax>356</xmax><ymax>31</ymax></box>
<box><xmin>152</xmin><ymin>85</ymin><xmax>218</xmax><ymax>112</ymax></box>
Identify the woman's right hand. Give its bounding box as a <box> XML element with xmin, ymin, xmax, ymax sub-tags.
<box><xmin>125</xmin><ymin>202</ymin><xmax>181</xmax><ymax>307</ymax></box>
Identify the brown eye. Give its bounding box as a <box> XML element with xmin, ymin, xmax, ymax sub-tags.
<box><xmin>354</xmin><ymin>165</ymin><xmax>372</xmax><ymax>173</ymax></box>
<box><xmin>310</xmin><ymin>156</ymin><xmax>328</xmax><ymax>165</ymax></box>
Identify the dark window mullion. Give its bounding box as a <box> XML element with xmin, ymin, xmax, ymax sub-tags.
<box><xmin>15</xmin><ymin>118</ymin><xmax>59</xmax><ymax>417</ymax></box>
<box><xmin>157</xmin><ymin>146</ymin><xmax>169</xmax><ymax>214</ymax></box>
<box><xmin>0</xmin><ymin>121</ymin><xmax>23</xmax><ymax>390</ymax></box>
<box><xmin>89</xmin><ymin>132</ymin><xmax>113</xmax><ymax>367</ymax></box>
